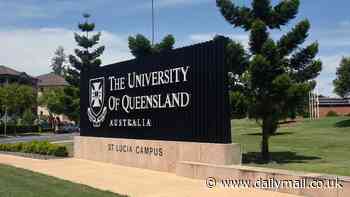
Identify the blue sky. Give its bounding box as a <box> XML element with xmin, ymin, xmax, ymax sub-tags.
<box><xmin>0</xmin><ymin>0</ymin><xmax>349</xmax><ymax>96</ymax></box>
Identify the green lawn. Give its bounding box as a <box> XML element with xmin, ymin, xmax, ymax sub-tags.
<box><xmin>0</xmin><ymin>164</ymin><xmax>127</xmax><ymax>197</ymax></box>
<box><xmin>232</xmin><ymin>117</ymin><xmax>350</xmax><ymax>176</ymax></box>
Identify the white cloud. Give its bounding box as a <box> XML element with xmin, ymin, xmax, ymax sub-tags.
<box><xmin>0</xmin><ymin>28</ymin><xmax>131</xmax><ymax>76</ymax></box>
<box><xmin>339</xmin><ymin>20</ymin><xmax>350</xmax><ymax>28</ymax></box>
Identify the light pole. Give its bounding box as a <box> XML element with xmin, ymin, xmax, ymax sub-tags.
<box><xmin>4</xmin><ymin>78</ymin><xmax>8</xmax><ymax>136</ymax></box>
<box><xmin>152</xmin><ymin>0</ymin><xmax>155</xmax><ymax>45</ymax></box>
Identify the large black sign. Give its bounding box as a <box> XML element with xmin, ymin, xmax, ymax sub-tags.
<box><xmin>80</xmin><ymin>38</ymin><xmax>231</xmax><ymax>143</ymax></box>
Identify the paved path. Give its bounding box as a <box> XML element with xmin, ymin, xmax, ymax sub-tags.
<box><xmin>0</xmin><ymin>133</ymin><xmax>76</xmax><ymax>144</ymax></box>
<box><xmin>0</xmin><ymin>155</ymin><xmax>301</xmax><ymax>197</ymax></box>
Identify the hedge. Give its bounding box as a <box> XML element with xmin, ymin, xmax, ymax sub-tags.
<box><xmin>0</xmin><ymin>141</ymin><xmax>68</xmax><ymax>157</ymax></box>
<box><xmin>326</xmin><ymin>111</ymin><xmax>339</xmax><ymax>117</ymax></box>
<box><xmin>0</xmin><ymin>125</ymin><xmax>39</xmax><ymax>134</ymax></box>
<box><xmin>0</xmin><ymin>125</ymin><xmax>55</xmax><ymax>134</ymax></box>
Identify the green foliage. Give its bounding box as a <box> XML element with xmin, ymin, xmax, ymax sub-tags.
<box><xmin>22</xmin><ymin>109</ymin><xmax>36</xmax><ymax>126</ymax></box>
<box><xmin>40</xmin><ymin>87</ymin><xmax>80</xmax><ymax>123</ymax></box>
<box><xmin>217</xmin><ymin>0</ymin><xmax>322</xmax><ymax>161</ymax></box>
<box><xmin>333</xmin><ymin>57</ymin><xmax>350</xmax><ymax>98</ymax></box>
<box><xmin>66</xmin><ymin>13</ymin><xmax>105</xmax><ymax>87</ymax></box>
<box><xmin>58</xmin><ymin>13</ymin><xmax>104</xmax><ymax>123</ymax></box>
<box><xmin>229</xmin><ymin>91</ymin><xmax>248</xmax><ymax>119</ymax></box>
<box><xmin>0</xmin><ymin>141</ymin><xmax>68</xmax><ymax>157</ymax></box>
<box><xmin>326</xmin><ymin>111</ymin><xmax>339</xmax><ymax>117</ymax></box>
<box><xmin>215</xmin><ymin>35</ymin><xmax>249</xmax><ymax>81</ymax></box>
<box><xmin>128</xmin><ymin>34</ymin><xmax>175</xmax><ymax>58</ymax></box>
<box><xmin>38</xmin><ymin>88</ymin><xmax>65</xmax><ymax>116</ymax></box>
<box><xmin>50</xmin><ymin>46</ymin><xmax>68</xmax><ymax>76</ymax></box>
<box><xmin>59</xmin><ymin>86</ymin><xmax>80</xmax><ymax>123</ymax></box>
<box><xmin>0</xmin><ymin>84</ymin><xmax>36</xmax><ymax>116</ymax></box>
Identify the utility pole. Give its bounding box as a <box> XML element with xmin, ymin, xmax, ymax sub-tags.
<box><xmin>4</xmin><ymin>78</ymin><xmax>8</xmax><ymax>136</ymax></box>
<box><xmin>316</xmin><ymin>88</ymin><xmax>320</xmax><ymax>119</ymax></box>
<box><xmin>152</xmin><ymin>0</ymin><xmax>155</xmax><ymax>45</ymax></box>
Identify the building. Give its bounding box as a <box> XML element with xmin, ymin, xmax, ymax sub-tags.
<box><xmin>36</xmin><ymin>73</ymin><xmax>71</xmax><ymax>123</ymax></box>
<box><xmin>0</xmin><ymin>65</ymin><xmax>38</xmax><ymax>86</ymax></box>
<box><xmin>319</xmin><ymin>97</ymin><xmax>350</xmax><ymax>117</ymax></box>
<box><xmin>37</xmin><ymin>73</ymin><xmax>69</xmax><ymax>92</ymax></box>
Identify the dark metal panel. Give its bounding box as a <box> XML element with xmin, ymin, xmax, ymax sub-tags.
<box><xmin>80</xmin><ymin>37</ymin><xmax>232</xmax><ymax>144</ymax></box>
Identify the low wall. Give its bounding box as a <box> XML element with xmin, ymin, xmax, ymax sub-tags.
<box><xmin>75</xmin><ymin>136</ymin><xmax>350</xmax><ymax>196</ymax></box>
<box><xmin>176</xmin><ymin>161</ymin><xmax>350</xmax><ymax>197</ymax></box>
<box><xmin>74</xmin><ymin>136</ymin><xmax>241</xmax><ymax>173</ymax></box>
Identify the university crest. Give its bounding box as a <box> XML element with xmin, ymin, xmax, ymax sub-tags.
<box><xmin>87</xmin><ymin>77</ymin><xmax>107</xmax><ymax>127</ymax></box>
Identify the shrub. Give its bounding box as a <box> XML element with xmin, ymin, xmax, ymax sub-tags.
<box><xmin>326</xmin><ymin>111</ymin><xmax>339</xmax><ymax>117</ymax></box>
<box><xmin>37</xmin><ymin>141</ymin><xmax>50</xmax><ymax>155</ymax></box>
<box><xmin>0</xmin><ymin>141</ymin><xmax>68</xmax><ymax>157</ymax></box>
<box><xmin>53</xmin><ymin>146</ymin><xmax>68</xmax><ymax>157</ymax></box>
<box><xmin>302</xmin><ymin>111</ymin><xmax>310</xmax><ymax>118</ymax></box>
<box><xmin>14</xmin><ymin>142</ymin><xmax>24</xmax><ymax>152</ymax></box>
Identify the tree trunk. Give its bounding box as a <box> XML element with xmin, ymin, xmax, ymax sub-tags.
<box><xmin>261</xmin><ymin>131</ymin><xmax>270</xmax><ymax>161</ymax></box>
<box><xmin>261</xmin><ymin>117</ymin><xmax>271</xmax><ymax>162</ymax></box>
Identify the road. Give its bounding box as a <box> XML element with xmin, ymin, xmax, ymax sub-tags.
<box><xmin>0</xmin><ymin>133</ymin><xmax>77</xmax><ymax>144</ymax></box>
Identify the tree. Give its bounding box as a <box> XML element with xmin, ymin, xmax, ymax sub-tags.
<box><xmin>38</xmin><ymin>88</ymin><xmax>65</xmax><ymax>116</ymax></box>
<box><xmin>50</xmin><ymin>46</ymin><xmax>68</xmax><ymax>76</ymax></box>
<box><xmin>216</xmin><ymin>0</ymin><xmax>322</xmax><ymax>161</ymax></box>
<box><xmin>22</xmin><ymin>109</ymin><xmax>36</xmax><ymax>126</ymax></box>
<box><xmin>333</xmin><ymin>57</ymin><xmax>350</xmax><ymax>98</ymax></box>
<box><xmin>66</xmin><ymin>13</ymin><xmax>105</xmax><ymax>87</ymax></box>
<box><xmin>60</xmin><ymin>13</ymin><xmax>104</xmax><ymax>123</ymax></box>
<box><xmin>59</xmin><ymin>87</ymin><xmax>80</xmax><ymax>123</ymax></box>
<box><xmin>0</xmin><ymin>84</ymin><xmax>36</xmax><ymax>116</ymax></box>
<box><xmin>38</xmin><ymin>88</ymin><xmax>79</xmax><ymax>123</ymax></box>
<box><xmin>214</xmin><ymin>36</ymin><xmax>250</xmax><ymax>119</ymax></box>
<box><xmin>128</xmin><ymin>34</ymin><xmax>175</xmax><ymax>58</ymax></box>
<box><xmin>0</xmin><ymin>84</ymin><xmax>36</xmax><ymax>135</ymax></box>
<box><xmin>229</xmin><ymin>91</ymin><xmax>248</xmax><ymax>119</ymax></box>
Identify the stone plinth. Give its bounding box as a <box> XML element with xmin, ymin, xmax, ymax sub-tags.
<box><xmin>74</xmin><ymin>136</ymin><xmax>241</xmax><ymax>173</ymax></box>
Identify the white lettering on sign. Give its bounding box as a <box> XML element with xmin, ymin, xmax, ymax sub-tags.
<box><xmin>89</xmin><ymin>66</ymin><xmax>191</xmax><ymax>128</ymax></box>
<box><xmin>109</xmin><ymin>66</ymin><xmax>190</xmax><ymax>91</ymax></box>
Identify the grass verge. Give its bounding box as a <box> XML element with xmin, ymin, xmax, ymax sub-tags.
<box><xmin>233</xmin><ymin>117</ymin><xmax>350</xmax><ymax>176</ymax></box>
<box><xmin>0</xmin><ymin>164</ymin><xmax>127</xmax><ymax>197</ymax></box>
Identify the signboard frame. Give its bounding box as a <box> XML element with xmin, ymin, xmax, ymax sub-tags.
<box><xmin>80</xmin><ymin>37</ymin><xmax>231</xmax><ymax>144</ymax></box>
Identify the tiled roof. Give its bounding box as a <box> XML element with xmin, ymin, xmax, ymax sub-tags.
<box><xmin>0</xmin><ymin>65</ymin><xmax>23</xmax><ymax>76</ymax></box>
<box><xmin>0</xmin><ymin>65</ymin><xmax>37</xmax><ymax>82</ymax></box>
<box><xmin>37</xmin><ymin>73</ymin><xmax>69</xmax><ymax>87</ymax></box>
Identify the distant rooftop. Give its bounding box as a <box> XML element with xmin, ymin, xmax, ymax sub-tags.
<box><xmin>0</xmin><ymin>65</ymin><xmax>37</xmax><ymax>82</ymax></box>
<box><xmin>37</xmin><ymin>73</ymin><xmax>69</xmax><ymax>87</ymax></box>
<box><xmin>0</xmin><ymin>65</ymin><xmax>22</xmax><ymax>75</ymax></box>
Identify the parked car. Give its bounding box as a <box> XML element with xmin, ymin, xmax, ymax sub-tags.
<box><xmin>56</xmin><ymin>125</ymin><xmax>80</xmax><ymax>134</ymax></box>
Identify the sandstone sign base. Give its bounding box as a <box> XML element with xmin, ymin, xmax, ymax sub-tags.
<box><xmin>74</xmin><ymin>136</ymin><xmax>241</xmax><ymax>174</ymax></box>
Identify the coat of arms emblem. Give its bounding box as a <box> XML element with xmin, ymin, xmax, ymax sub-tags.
<box><xmin>87</xmin><ymin>77</ymin><xmax>107</xmax><ymax>127</ymax></box>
